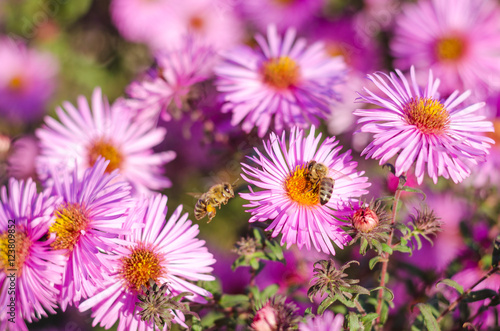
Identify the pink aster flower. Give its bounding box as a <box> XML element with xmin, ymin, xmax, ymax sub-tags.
<box><xmin>215</xmin><ymin>25</ymin><xmax>347</xmax><ymax>137</ymax></box>
<box><xmin>299</xmin><ymin>310</ymin><xmax>344</xmax><ymax>331</ymax></box>
<box><xmin>238</xmin><ymin>0</ymin><xmax>325</xmax><ymax>33</ymax></box>
<box><xmin>0</xmin><ymin>178</ymin><xmax>65</xmax><ymax>331</ymax></box>
<box><xmin>79</xmin><ymin>194</ymin><xmax>216</xmax><ymax>330</ymax></box>
<box><xmin>0</xmin><ymin>38</ymin><xmax>58</xmax><ymax>123</ymax></box>
<box><xmin>147</xmin><ymin>0</ymin><xmax>244</xmax><ymax>52</ymax></box>
<box><xmin>240</xmin><ymin>126</ymin><xmax>371</xmax><ymax>255</ymax></box>
<box><xmin>110</xmin><ymin>0</ymin><xmax>176</xmax><ymax>46</ymax></box>
<box><xmin>47</xmin><ymin>157</ymin><xmax>133</xmax><ymax>311</ymax></box>
<box><xmin>36</xmin><ymin>87</ymin><xmax>176</xmax><ymax>195</ymax></box>
<box><xmin>120</xmin><ymin>36</ymin><xmax>216</xmax><ymax>122</ymax></box>
<box><xmin>6</xmin><ymin>135</ymin><xmax>39</xmax><ymax>180</ymax></box>
<box><xmin>354</xmin><ymin>67</ymin><xmax>494</xmax><ymax>185</ymax></box>
<box><xmin>391</xmin><ymin>0</ymin><xmax>500</xmax><ymax>98</ymax></box>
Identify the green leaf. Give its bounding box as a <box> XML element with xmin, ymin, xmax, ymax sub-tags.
<box><xmin>261</xmin><ymin>285</ymin><xmax>279</xmax><ymax>301</ymax></box>
<box><xmin>253</xmin><ymin>228</ymin><xmax>264</xmax><ymax>242</ymax></box>
<box><xmin>232</xmin><ymin>256</ymin><xmax>247</xmax><ymax>270</ymax></box>
<box><xmin>436</xmin><ymin>279</ymin><xmax>464</xmax><ymax>295</ymax></box>
<box><xmin>360</xmin><ymin>238</ymin><xmax>369</xmax><ymax>255</ymax></box>
<box><xmin>250</xmin><ymin>257</ymin><xmax>260</xmax><ymax>270</ymax></box>
<box><xmin>361</xmin><ymin>313</ymin><xmax>379</xmax><ymax>329</ymax></box>
<box><xmin>381</xmin><ymin>243</ymin><xmax>393</xmax><ymax>254</ymax></box>
<box><xmin>464</xmin><ymin>289</ymin><xmax>498</xmax><ymax>303</ymax></box>
<box><xmin>369</xmin><ymin>256</ymin><xmax>384</xmax><ymax>270</ymax></box>
<box><xmin>393</xmin><ymin>243</ymin><xmax>412</xmax><ymax>254</ymax></box>
<box><xmin>341</xmin><ymin>285</ymin><xmax>371</xmax><ymax>296</ymax></box>
<box><xmin>492</xmin><ymin>235</ymin><xmax>500</xmax><ymax>268</ymax></box>
<box><xmin>401</xmin><ymin>186</ymin><xmax>427</xmax><ymax>200</ymax></box>
<box><xmin>415</xmin><ymin>303</ymin><xmax>440</xmax><ymax>331</ymax></box>
<box><xmin>348</xmin><ymin>312</ymin><xmax>362</xmax><ymax>331</ymax></box>
<box><xmin>375</xmin><ymin>196</ymin><xmax>395</xmax><ymax>203</ymax></box>
<box><xmin>266</xmin><ymin>240</ymin><xmax>285</xmax><ymax>262</ymax></box>
<box><xmin>220</xmin><ymin>294</ymin><xmax>250</xmax><ymax>308</ymax></box>
<box><xmin>318</xmin><ymin>296</ymin><xmax>336</xmax><ymax>315</ymax></box>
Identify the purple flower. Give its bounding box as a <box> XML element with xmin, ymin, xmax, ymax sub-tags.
<box><xmin>215</xmin><ymin>25</ymin><xmax>347</xmax><ymax>137</ymax></box>
<box><xmin>79</xmin><ymin>194</ymin><xmax>215</xmax><ymax>330</ymax></box>
<box><xmin>0</xmin><ymin>178</ymin><xmax>65</xmax><ymax>331</ymax></box>
<box><xmin>238</xmin><ymin>0</ymin><xmax>325</xmax><ymax>33</ymax></box>
<box><xmin>391</xmin><ymin>0</ymin><xmax>500</xmax><ymax>98</ymax></box>
<box><xmin>240</xmin><ymin>126</ymin><xmax>370</xmax><ymax>255</ymax></box>
<box><xmin>120</xmin><ymin>36</ymin><xmax>216</xmax><ymax>122</ymax></box>
<box><xmin>0</xmin><ymin>38</ymin><xmax>58</xmax><ymax>123</ymax></box>
<box><xmin>354</xmin><ymin>67</ymin><xmax>494</xmax><ymax>184</ymax></box>
<box><xmin>299</xmin><ymin>310</ymin><xmax>344</xmax><ymax>331</ymax></box>
<box><xmin>48</xmin><ymin>158</ymin><xmax>133</xmax><ymax>311</ymax></box>
<box><xmin>36</xmin><ymin>87</ymin><xmax>176</xmax><ymax>195</ymax></box>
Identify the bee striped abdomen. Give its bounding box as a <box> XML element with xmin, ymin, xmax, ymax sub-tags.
<box><xmin>319</xmin><ymin>177</ymin><xmax>334</xmax><ymax>205</ymax></box>
<box><xmin>194</xmin><ymin>195</ymin><xmax>208</xmax><ymax>220</ymax></box>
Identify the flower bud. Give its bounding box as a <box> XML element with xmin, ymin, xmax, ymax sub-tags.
<box><xmin>352</xmin><ymin>207</ymin><xmax>379</xmax><ymax>233</ymax></box>
<box><xmin>251</xmin><ymin>303</ymin><xmax>277</xmax><ymax>331</ymax></box>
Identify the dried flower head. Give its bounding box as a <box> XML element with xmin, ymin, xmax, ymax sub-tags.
<box><xmin>136</xmin><ymin>279</ymin><xmax>198</xmax><ymax>330</ymax></box>
<box><xmin>251</xmin><ymin>296</ymin><xmax>300</xmax><ymax>331</ymax></box>
<box><xmin>348</xmin><ymin>200</ymin><xmax>391</xmax><ymax>255</ymax></box>
<box><xmin>308</xmin><ymin>260</ymin><xmax>368</xmax><ymax>303</ymax></box>
<box><xmin>232</xmin><ymin>237</ymin><xmax>260</xmax><ymax>256</ymax></box>
<box><xmin>408</xmin><ymin>207</ymin><xmax>443</xmax><ymax>247</ymax></box>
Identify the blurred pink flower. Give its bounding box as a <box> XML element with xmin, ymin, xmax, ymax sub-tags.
<box><xmin>36</xmin><ymin>87</ymin><xmax>176</xmax><ymax>195</ymax></box>
<box><xmin>0</xmin><ymin>178</ymin><xmax>65</xmax><ymax>331</ymax></box>
<box><xmin>240</xmin><ymin>126</ymin><xmax>370</xmax><ymax>255</ymax></box>
<box><xmin>6</xmin><ymin>135</ymin><xmax>39</xmax><ymax>180</ymax></box>
<box><xmin>355</xmin><ymin>67</ymin><xmax>494</xmax><ymax>184</ymax></box>
<box><xmin>299</xmin><ymin>310</ymin><xmax>344</xmax><ymax>331</ymax></box>
<box><xmin>0</xmin><ymin>38</ymin><xmax>58</xmax><ymax>123</ymax></box>
<box><xmin>449</xmin><ymin>267</ymin><xmax>500</xmax><ymax>328</ymax></box>
<box><xmin>391</xmin><ymin>0</ymin><xmax>500</xmax><ymax>98</ymax></box>
<box><xmin>120</xmin><ymin>36</ymin><xmax>216</xmax><ymax>122</ymax></box>
<box><xmin>112</xmin><ymin>0</ymin><xmax>243</xmax><ymax>51</ymax></box>
<box><xmin>79</xmin><ymin>194</ymin><xmax>215</xmax><ymax>330</ymax></box>
<box><xmin>216</xmin><ymin>25</ymin><xmax>346</xmax><ymax>137</ymax></box>
<box><xmin>238</xmin><ymin>0</ymin><xmax>325</xmax><ymax>33</ymax></box>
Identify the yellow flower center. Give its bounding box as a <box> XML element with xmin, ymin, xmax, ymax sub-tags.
<box><xmin>0</xmin><ymin>226</ymin><xmax>31</xmax><ymax>276</ymax></box>
<box><xmin>120</xmin><ymin>242</ymin><xmax>166</xmax><ymax>293</ymax></box>
<box><xmin>285</xmin><ymin>166</ymin><xmax>320</xmax><ymax>206</ymax></box>
<box><xmin>87</xmin><ymin>138</ymin><xmax>123</xmax><ymax>173</ymax></box>
<box><xmin>262</xmin><ymin>56</ymin><xmax>300</xmax><ymax>90</ymax></box>
<box><xmin>403</xmin><ymin>97</ymin><xmax>450</xmax><ymax>135</ymax></box>
<box><xmin>189</xmin><ymin>15</ymin><xmax>205</xmax><ymax>31</ymax></box>
<box><xmin>50</xmin><ymin>203</ymin><xmax>90</xmax><ymax>251</ymax></box>
<box><xmin>8</xmin><ymin>75</ymin><xmax>24</xmax><ymax>92</ymax></box>
<box><xmin>435</xmin><ymin>36</ymin><xmax>466</xmax><ymax>62</ymax></box>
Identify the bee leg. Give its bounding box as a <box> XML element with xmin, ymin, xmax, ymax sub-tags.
<box><xmin>206</xmin><ymin>204</ymin><xmax>216</xmax><ymax>223</ymax></box>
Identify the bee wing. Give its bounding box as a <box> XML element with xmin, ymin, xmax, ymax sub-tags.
<box><xmin>187</xmin><ymin>192</ymin><xmax>203</xmax><ymax>199</ymax></box>
<box><xmin>329</xmin><ymin>169</ymin><xmax>353</xmax><ymax>182</ymax></box>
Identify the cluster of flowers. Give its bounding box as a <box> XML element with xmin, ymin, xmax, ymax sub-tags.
<box><xmin>1</xmin><ymin>0</ymin><xmax>500</xmax><ymax>330</ymax></box>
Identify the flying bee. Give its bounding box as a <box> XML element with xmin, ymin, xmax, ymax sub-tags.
<box><xmin>193</xmin><ymin>182</ymin><xmax>235</xmax><ymax>223</ymax></box>
<box><xmin>305</xmin><ymin>160</ymin><xmax>335</xmax><ymax>205</ymax></box>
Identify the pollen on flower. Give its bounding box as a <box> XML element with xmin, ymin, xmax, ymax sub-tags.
<box><xmin>486</xmin><ymin>119</ymin><xmax>500</xmax><ymax>144</ymax></box>
<box><xmin>262</xmin><ymin>56</ymin><xmax>299</xmax><ymax>89</ymax></box>
<box><xmin>50</xmin><ymin>203</ymin><xmax>90</xmax><ymax>251</ymax></box>
<box><xmin>403</xmin><ymin>97</ymin><xmax>450</xmax><ymax>134</ymax></box>
<box><xmin>120</xmin><ymin>242</ymin><xmax>166</xmax><ymax>293</ymax></box>
<box><xmin>87</xmin><ymin>138</ymin><xmax>123</xmax><ymax>173</ymax></box>
<box><xmin>0</xmin><ymin>227</ymin><xmax>31</xmax><ymax>275</ymax></box>
<box><xmin>285</xmin><ymin>166</ymin><xmax>319</xmax><ymax>206</ymax></box>
<box><xmin>435</xmin><ymin>36</ymin><xmax>467</xmax><ymax>62</ymax></box>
